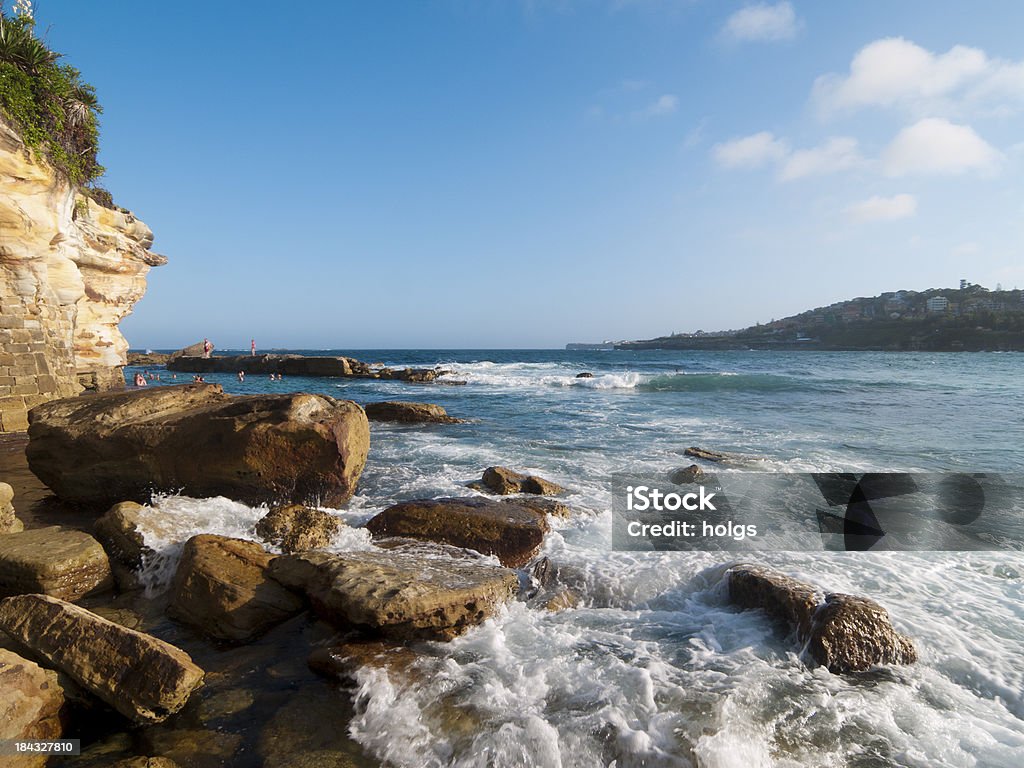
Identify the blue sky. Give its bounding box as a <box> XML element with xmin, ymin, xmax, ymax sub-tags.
<box><xmin>38</xmin><ymin>1</ymin><xmax>1024</xmax><ymax>348</ymax></box>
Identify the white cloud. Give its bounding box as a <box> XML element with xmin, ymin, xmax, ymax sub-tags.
<box><xmin>881</xmin><ymin>118</ymin><xmax>1002</xmax><ymax>176</ymax></box>
<box><xmin>814</xmin><ymin>37</ymin><xmax>1024</xmax><ymax>117</ymax></box>
<box><xmin>723</xmin><ymin>2</ymin><xmax>799</xmax><ymax>42</ymax></box>
<box><xmin>712</xmin><ymin>131</ymin><xmax>789</xmax><ymax>168</ymax></box>
<box><xmin>845</xmin><ymin>193</ymin><xmax>918</xmax><ymax>222</ymax></box>
<box><xmin>713</xmin><ymin>133</ymin><xmax>861</xmax><ymax>181</ymax></box>
<box><xmin>634</xmin><ymin>94</ymin><xmax>679</xmax><ymax>119</ymax></box>
<box><xmin>779</xmin><ymin>136</ymin><xmax>862</xmax><ymax>180</ymax></box>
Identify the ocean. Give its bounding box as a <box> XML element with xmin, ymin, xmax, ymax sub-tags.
<box><xmin>124</xmin><ymin>349</ymin><xmax>1024</xmax><ymax>767</ymax></box>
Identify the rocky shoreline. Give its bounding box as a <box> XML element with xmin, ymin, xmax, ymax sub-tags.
<box><xmin>0</xmin><ymin>386</ymin><xmax>920</xmax><ymax>766</ymax></box>
<box><xmin>162</xmin><ymin>353</ymin><xmax>464</xmax><ymax>384</ymax></box>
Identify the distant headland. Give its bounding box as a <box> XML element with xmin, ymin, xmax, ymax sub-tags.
<box><xmin>572</xmin><ymin>283</ymin><xmax>1024</xmax><ymax>352</ymax></box>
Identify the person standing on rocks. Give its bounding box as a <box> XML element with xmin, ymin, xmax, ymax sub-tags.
<box><xmin>251</xmin><ymin>338</ymin><xmax>256</xmax><ymax>356</ymax></box>
<box><xmin>203</xmin><ymin>338</ymin><xmax>212</xmax><ymax>358</ymax></box>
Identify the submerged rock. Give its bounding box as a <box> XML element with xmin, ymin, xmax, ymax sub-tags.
<box><xmin>683</xmin><ymin>447</ymin><xmax>732</xmax><ymax>463</ymax></box>
<box><xmin>269</xmin><ymin>550</ymin><xmax>518</xmax><ymax>641</ymax></box>
<box><xmin>726</xmin><ymin>563</ymin><xmax>917</xmax><ymax>673</ymax></box>
<box><xmin>474</xmin><ymin>466</ymin><xmax>566</xmax><ymax>496</ymax></box>
<box><xmin>168</xmin><ymin>535</ymin><xmax>305</xmax><ymax>643</ymax></box>
<box><xmin>669</xmin><ymin>464</ymin><xmax>706</xmax><ymax>485</ymax></box>
<box><xmin>26</xmin><ymin>384</ymin><xmax>370</xmax><ymax>509</ymax></box>
<box><xmin>365</xmin><ymin>497</ymin><xmax>549</xmax><ymax>567</ymax></box>
<box><xmin>363</xmin><ymin>400</ymin><xmax>463</xmax><ymax>424</ymax></box>
<box><xmin>255</xmin><ymin>505</ymin><xmax>341</xmax><ymax>554</ymax></box>
<box><xmin>0</xmin><ymin>526</ymin><xmax>112</xmax><ymax>601</ymax></box>
<box><xmin>0</xmin><ymin>594</ymin><xmax>204</xmax><ymax>723</ymax></box>
<box><xmin>0</xmin><ymin>481</ymin><xmax>23</xmax><ymax>534</ymax></box>
<box><xmin>575</xmin><ymin>372</ymin><xmax>594</xmax><ymax>378</ymax></box>
<box><xmin>0</xmin><ymin>648</ymin><xmax>64</xmax><ymax>760</ymax></box>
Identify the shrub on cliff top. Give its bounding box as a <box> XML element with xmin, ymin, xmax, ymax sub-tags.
<box><xmin>0</xmin><ymin>5</ymin><xmax>103</xmax><ymax>184</ymax></box>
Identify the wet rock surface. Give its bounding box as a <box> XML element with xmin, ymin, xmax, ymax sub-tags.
<box><xmin>727</xmin><ymin>563</ymin><xmax>917</xmax><ymax>673</ymax></box>
<box><xmin>269</xmin><ymin>550</ymin><xmax>518</xmax><ymax>641</ymax></box>
<box><xmin>255</xmin><ymin>505</ymin><xmax>341</xmax><ymax>554</ymax></box>
<box><xmin>365</xmin><ymin>497</ymin><xmax>549</xmax><ymax>567</ymax></box>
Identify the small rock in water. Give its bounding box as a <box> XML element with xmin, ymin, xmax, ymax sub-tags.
<box><xmin>363</xmin><ymin>401</ymin><xmax>464</xmax><ymax>424</ymax></box>
<box><xmin>726</xmin><ymin>563</ymin><xmax>917</xmax><ymax>673</ymax></box>
<box><xmin>475</xmin><ymin>466</ymin><xmax>566</xmax><ymax>496</ymax></box>
<box><xmin>255</xmin><ymin>505</ymin><xmax>341</xmax><ymax>554</ymax></box>
<box><xmin>575</xmin><ymin>372</ymin><xmax>594</xmax><ymax>378</ymax></box>
<box><xmin>669</xmin><ymin>464</ymin><xmax>706</xmax><ymax>485</ymax></box>
<box><xmin>683</xmin><ymin>446</ymin><xmax>732</xmax><ymax>463</ymax></box>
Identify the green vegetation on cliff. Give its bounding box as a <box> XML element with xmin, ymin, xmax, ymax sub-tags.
<box><xmin>0</xmin><ymin>7</ymin><xmax>103</xmax><ymax>185</ymax></box>
<box><xmin>620</xmin><ymin>284</ymin><xmax>1024</xmax><ymax>352</ymax></box>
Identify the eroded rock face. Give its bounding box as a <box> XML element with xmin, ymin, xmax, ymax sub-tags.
<box><xmin>0</xmin><ymin>648</ymin><xmax>64</xmax><ymax>764</ymax></box>
<box><xmin>806</xmin><ymin>594</ymin><xmax>918</xmax><ymax>673</ymax></box>
<box><xmin>0</xmin><ymin>594</ymin><xmax>203</xmax><ymax>723</ymax></box>
<box><xmin>0</xmin><ymin>526</ymin><xmax>112</xmax><ymax>600</ymax></box>
<box><xmin>168</xmin><ymin>535</ymin><xmax>305</xmax><ymax>643</ymax></box>
<box><xmin>726</xmin><ymin>563</ymin><xmax>917</xmax><ymax>673</ymax></box>
<box><xmin>0</xmin><ymin>481</ymin><xmax>23</xmax><ymax>533</ymax></box>
<box><xmin>268</xmin><ymin>550</ymin><xmax>518</xmax><ymax>641</ymax></box>
<box><xmin>475</xmin><ymin>466</ymin><xmax>566</xmax><ymax>496</ymax></box>
<box><xmin>26</xmin><ymin>384</ymin><xmax>370</xmax><ymax>508</ymax></box>
<box><xmin>255</xmin><ymin>505</ymin><xmax>341</xmax><ymax>554</ymax></box>
<box><xmin>366</xmin><ymin>497</ymin><xmax>549</xmax><ymax>567</ymax></box>
<box><xmin>363</xmin><ymin>401</ymin><xmax>463</xmax><ymax>424</ymax></box>
<box><xmin>0</xmin><ymin>117</ymin><xmax>166</xmax><ymax>433</ymax></box>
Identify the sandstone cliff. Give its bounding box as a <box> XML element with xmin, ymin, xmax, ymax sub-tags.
<box><xmin>0</xmin><ymin>116</ymin><xmax>165</xmax><ymax>432</ymax></box>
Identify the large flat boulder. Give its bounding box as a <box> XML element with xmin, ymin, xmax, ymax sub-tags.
<box><xmin>365</xmin><ymin>497</ymin><xmax>549</xmax><ymax>567</ymax></box>
<box><xmin>0</xmin><ymin>648</ymin><xmax>64</xmax><ymax>765</ymax></box>
<box><xmin>726</xmin><ymin>563</ymin><xmax>917</xmax><ymax>673</ymax></box>
<box><xmin>363</xmin><ymin>401</ymin><xmax>463</xmax><ymax>424</ymax></box>
<box><xmin>254</xmin><ymin>505</ymin><xmax>341</xmax><ymax>554</ymax></box>
<box><xmin>26</xmin><ymin>384</ymin><xmax>370</xmax><ymax>509</ymax></box>
<box><xmin>269</xmin><ymin>550</ymin><xmax>518</xmax><ymax>641</ymax></box>
<box><xmin>0</xmin><ymin>526</ymin><xmax>112</xmax><ymax>601</ymax></box>
<box><xmin>168</xmin><ymin>535</ymin><xmax>305</xmax><ymax>643</ymax></box>
<box><xmin>0</xmin><ymin>594</ymin><xmax>204</xmax><ymax>722</ymax></box>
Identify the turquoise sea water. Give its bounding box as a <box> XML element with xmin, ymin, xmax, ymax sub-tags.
<box><xmin>126</xmin><ymin>349</ymin><xmax>1024</xmax><ymax>767</ymax></box>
